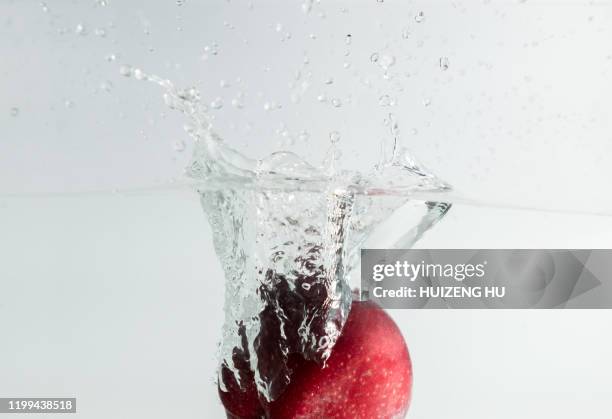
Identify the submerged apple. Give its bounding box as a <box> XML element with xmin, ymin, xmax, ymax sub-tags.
<box><xmin>219</xmin><ymin>300</ymin><xmax>413</xmax><ymax>419</ymax></box>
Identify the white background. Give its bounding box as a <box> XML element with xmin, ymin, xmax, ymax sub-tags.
<box><xmin>2</xmin><ymin>1</ymin><xmax>612</xmax><ymax>418</ymax></box>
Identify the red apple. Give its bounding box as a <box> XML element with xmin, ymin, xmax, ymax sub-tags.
<box><xmin>219</xmin><ymin>300</ymin><xmax>413</xmax><ymax>418</ymax></box>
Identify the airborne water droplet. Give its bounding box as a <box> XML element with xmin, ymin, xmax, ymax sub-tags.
<box><xmin>439</xmin><ymin>56</ymin><xmax>450</xmax><ymax>71</ymax></box>
<box><xmin>64</xmin><ymin>100</ymin><xmax>75</xmax><ymax>109</ymax></box>
<box><xmin>379</xmin><ymin>94</ymin><xmax>392</xmax><ymax>107</ymax></box>
<box><xmin>75</xmin><ymin>23</ymin><xmax>87</xmax><ymax>35</ymax></box>
<box><xmin>100</xmin><ymin>80</ymin><xmax>113</xmax><ymax>92</ymax></box>
<box><xmin>119</xmin><ymin>65</ymin><xmax>133</xmax><ymax>77</ymax></box>
<box><xmin>415</xmin><ymin>11</ymin><xmax>425</xmax><ymax>23</ymax></box>
<box><xmin>231</xmin><ymin>98</ymin><xmax>244</xmax><ymax>109</ymax></box>
<box><xmin>331</xmin><ymin>98</ymin><xmax>342</xmax><ymax>107</ymax></box>
<box><xmin>94</xmin><ymin>27</ymin><xmax>107</xmax><ymax>37</ymax></box>
<box><xmin>133</xmin><ymin>68</ymin><xmax>146</xmax><ymax>80</ymax></box>
<box><xmin>301</xmin><ymin>283</ymin><xmax>312</xmax><ymax>291</ymax></box>
<box><xmin>210</xmin><ymin>97</ymin><xmax>224</xmax><ymax>109</ymax></box>
<box><xmin>298</xmin><ymin>130</ymin><xmax>310</xmax><ymax>142</ymax></box>
<box><xmin>10</xmin><ymin>107</ymin><xmax>19</xmax><ymax>117</ymax></box>
<box><xmin>370</xmin><ymin>52</ymin><xmax>380</xmax><ymax>63</ymax></box>
<box><xmin>329</xmin><ymin>131</ymin><xmax>341</xmax><ymax>143</ymax></box>
<box><xmin>173</xmin><ymin>139</ymin><xmax>186</xmax><ymax>152</ymax></box>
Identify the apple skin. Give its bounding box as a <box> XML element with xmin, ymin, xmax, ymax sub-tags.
<box><xmin>219</xmin><ymin>300</ymin><xmax>413</xmax><ymax>419</ymax></box>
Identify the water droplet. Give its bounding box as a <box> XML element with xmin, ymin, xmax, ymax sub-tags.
<box><xmin>202</xmin><ymin>44</ymin><xmax>219</xmax><ymax>60</ymax></box>
<box><xmin>119</xmin><ymin>65</ymin><xmax>133</xmax><ymax>77</ymax></box>
<box><xmin>343</xmin><ymin>62</ymin><xmax>351</xmax><ymax>69</ymax></box>
<box><xmin>75</xmin><ymin>23</ymin><xmax>87</xmax><ymax>36</ymax></box>
<box><xmin>423</xmin><ymin>98</ymin><xmax>432</xmax><ymax>107</ymax></box>
<box><xmin>402</xmin><ymin>28</ymin><xmax>410</xmax><ymax>39</ymax></box>
<box><xmin>105</xmin><ymin>53</ymin><xmax>117</xmax><ymax>62</ymax></box>
<box><xmin>220</xmin><ymin>79</ymin><xmax>230</xmax><ymax>88</ymax></box>
<box><xmin>331</xmin><ymin>98</ymin><xmax>342</xmax><ymax>107</ymax></box>
<box><xmin>411</xmin><ymin>128</ymin><xmax>419</xmax><ymax>135</ymax></box>
<box><xmin>100</xmin><ymin>80</ymin><xmax>113</xmax><ymax>92</ymax></box>
<box><xmin>176</xmin><ymin>0</ymin><xmax>185</xmax><ymax>5</ymax></box>
<box><xmin>329</xmin><ymin>131</ymin><xmax>341</xmax><ymax>143</ymax></box>
<box><xmin>210</xmin><ymin>97</ymin><xmax>224</xmax><ymax>109</ymax></box>
<box><xmin>94</xmin><ymin>27</ymin><xmax>107</xmax><ymax>37</ymax></box>
<box><xmin>370</xmin><ymin>52</ymin><xmax>380</xmax><ymax>63</ymax></box>
<box><xmin>173</xmin><ymin>139</ymin><xmax>186</xmax><ymax>152</ymax></box>
<box><xmin>133</xmin><ymin>68</ymin><xmax>146</xmax><ymax>80</ymax></box>
<box><xmin>439</xmin><ymin>56</ymin><xmax>450</xmax><ymax>71</ymax></box>
<box><xmin>41</xmin><ymin>2</ymin><xmax>49</xmax><ymax>13</ymax></box>
<box><xmin>231</xmin><ymin>97</ymin><xmax>244</xmax><ymax>109</ymax></box>
<box><xmin>275</xmin><ymin>23</ymin><xmax>283</xmax><ymax>32</ymax></box>
<box><xmin>345</xmin><ymin>34</ymin><xmax>352</xmax><ymax>45</ymax></box>
<box><xmin>298</xmin><ymin>130</ymin><xmax>310</xmax><ymax>141</ymax></box>
<box><xmin>301</xmin><ymin>0</ymin><xmax>313</xmax><ymax>13</ymax></box>
<box><xmin>379</xmin><ymin>94</ymin><xmax>392</xmax><ymax>107</ymax></box>
<box><xmin>64</xmin><ymin>100</ymin><xmax>75</xmax><ymax>109</ymax></box>
<box><xmin>379</xmin><ymin>54</ymin><xmax>396</xmax><ymax>71</ymax></box>
<box><xmin>415</xmin><ymin>11</ymin><xmax>425</xmax><ymax>23</ymax></box>
<box><xmin>95</xmin><ymin>0</ymin><xmax>108</xmax><ymax>6</ymax></box>
<box><xmin>301</xmin><ymin>283</ymin><xmax>311</xmax><ymax>291</ymax></box>
<box><xmin>10</xmin><ymin>107</ymin><xmax>19</xmax><ymax>117</ymax></box>
<box><xmin>324</xmin><ymin>77</ymin><xmax>334</xmax><ymax>85</ymax></box>
<box><xmin>317</xmin><ymin>94</ymin><xmax>327</xmax><ymax>103</ymax></box>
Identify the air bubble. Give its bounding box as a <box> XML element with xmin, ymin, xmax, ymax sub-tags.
<box><xmin>370</xmin><ymin>52</ymin><xmax>380</xmax><ymax>63</ymax></box>
<box><xmin>301</xmin><ymin>283</ymin><xmax>312</xmax><ymax>291</ymax></box>
<box><xmin>415</xmin><ymin>11</ymin><xmax>425</xmax><ymax>23</ymax></box>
